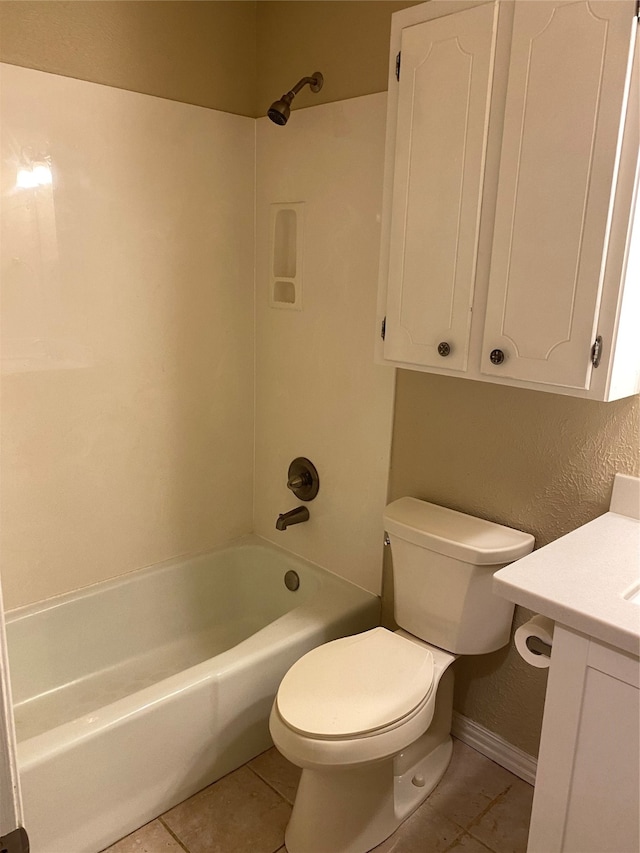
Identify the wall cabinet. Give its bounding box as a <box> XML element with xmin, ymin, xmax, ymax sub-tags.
<box><xmin>377</xmin><ymin>0</ymin><xmax>640</xmax><ymax>400</ymax></box>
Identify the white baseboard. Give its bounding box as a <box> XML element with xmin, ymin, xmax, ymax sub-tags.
<box><xmin>452</xmin><ymin>712</ymin><xmax>537</xmax><ymax>786</ymax></box>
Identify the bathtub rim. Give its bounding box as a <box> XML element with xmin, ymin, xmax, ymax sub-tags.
<box><xmin>5</xmin><ymin>533</ymin><xmax>373</xmax><ymax>624</ymax></box>
<box><xmin>10</xmin><ymin>535</ymin><xmax>380</xmax><ymax>767</ymax></box>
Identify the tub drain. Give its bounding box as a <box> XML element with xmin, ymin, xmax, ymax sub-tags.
<box><xmin>284</xmin><ymin>570</ymin><xmax>300</xmax><ymax>591</ymax></box>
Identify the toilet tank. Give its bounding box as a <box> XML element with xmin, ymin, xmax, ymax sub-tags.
<box><xmin>383</xmin><ymin>498</ymin><xmax>535</xmax><ymax>655</ymax></box>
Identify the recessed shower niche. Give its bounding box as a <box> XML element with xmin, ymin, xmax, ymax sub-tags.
<box><xmin>270</xmin><ymin>202</ymin><xmax>304</xmax><ymax>309</ymax></box>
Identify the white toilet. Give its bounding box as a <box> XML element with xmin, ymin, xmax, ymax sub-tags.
<box><xmin>269</xmin><ymin>497</ymin><xmax>535</xmax><ymax>853</ymax></box>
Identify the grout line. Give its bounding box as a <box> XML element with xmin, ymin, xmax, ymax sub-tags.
<box><xmin>246</xmin><ymin>761</ymin><xmax>296</xmax><ymax>806</ymax></box>
<box><xmin>464</xmin><ymin>784</ymin><xmax>513</xmax><ymax>839</ymax></box>
<box><xmin>446</xmin><ymin>831</ymin><xmax>495</xmax><ymax>853</ymax></box>
<box><xmin>244</xmin><ymin>763</ymin><xmax>290</xmax><ymax>853</ymax></box>
<box><xmin>442</xmin><ymin>827</ymin><xmax>471</xmax><ymax>853</ymax></box>
<box><xmin>159</xmin><ymin>817</ymin><xmax>191</xmax><ymax>853</ymax></box>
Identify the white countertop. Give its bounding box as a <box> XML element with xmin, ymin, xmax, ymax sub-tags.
<box><xmin>494</xmin><ymin>475</ymin><xmax>640</xmax><ymax>657</ymax></box>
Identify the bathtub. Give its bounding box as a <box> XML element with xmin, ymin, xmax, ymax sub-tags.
<box><xmin>5</xmin><ymin>536</ymin><xmax>380</xmax><ymax>853</ymax></box>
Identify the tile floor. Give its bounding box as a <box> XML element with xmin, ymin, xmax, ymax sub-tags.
<box><xmin>102</xmin><ymin>739</ymin><xmax>533</xmax><ymax>853</ymax></box>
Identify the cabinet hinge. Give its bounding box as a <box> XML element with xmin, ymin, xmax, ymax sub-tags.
<box><xmin>0</xmin><ymin>827</ymin><xmax>30</xmax><ymax>853</ymax></box>
<box><xmin>591</xmin><ymin>335</ymin><xmax>603</xmax><ymax>368</ymax></box>
<box><xmin>381</xmin><ymin>316</ymin><xmax>386</xmax><ymax>341</ymax></box>
<box><xmin>395</xmin><ymin>52</ymin><xmax>401</xmax><ymax>81</ymax></box>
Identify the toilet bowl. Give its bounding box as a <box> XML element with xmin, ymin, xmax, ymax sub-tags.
<box><xmin>270</xmin><ymin>628</ymin><xmax>456</xmax><ymax>853</ymax></box>
<box><xmin>270</xmin><ymin>498</ymin><xmax>535</xmax><ymax>853</ymax></box>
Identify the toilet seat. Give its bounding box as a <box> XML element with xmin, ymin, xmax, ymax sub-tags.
<box><xmin>276</xmin><ymin>627</ymin><xmax>435</xmax><ymax>739</ymax></box>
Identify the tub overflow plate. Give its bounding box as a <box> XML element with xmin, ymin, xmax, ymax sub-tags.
<box><xmin>284</xmin><ymin>570</ymin><xmax>300</xmax><ymax>591</ymax></box>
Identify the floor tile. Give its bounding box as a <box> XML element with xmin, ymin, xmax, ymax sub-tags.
<box><xmin>467</xmin><ymin>777</ymin><xmax>534</xmax><ymax>853</ymax></box>
<box><xmin>103</xmin><ymin>737</ymin><xmax>533</xmax><ymax>853</ymax></box>
<box><xmin>249</xmin><ymin>747</ymin><xmax>302</xmax><ymax>804</ymax></box>
<box><xmin>444</xmin><ymin>833</ymin><xmax>494</xmax><ymax>852</ymax></box>
<box><xmin>100</xmin><ymin>819</ymin><xmax>184</xmax><ymax>853</ymax></box>
<box><xmin>428</xmin><ymin>740</ymin><xmax>521</xmax><ymax>829</ymax></box>
<box><xmin>162</xmin><ymin>764</ymin><xmax>291</xmax><ymax>853</ymax></box>
<box><xmin>372</xmin><ymin>801</ymin><xmax>466</xmax><ymax>853</ymax></box>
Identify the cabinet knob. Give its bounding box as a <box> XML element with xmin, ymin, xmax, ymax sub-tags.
<box><xmin>489</xmin><ymin>348</ymin><xmax>505</xmax><ymax>365</ymax></box>
<box><xmin>437</xmin><ymin>342</ymin><xmax>451</xmax><ymax>357</ymax></box>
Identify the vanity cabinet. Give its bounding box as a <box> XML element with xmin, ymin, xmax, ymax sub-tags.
<box><xmin>493</xmin><ymin>473</ymin><xmax>640</xmax><ymax>853</ymax></box>
<box><xmin>528</xmin><ymin>626</ymin><xmax>639</xmax><ymax>853</ymax></box>
<box><xmin>377</xmin><ymin>0</ymin><xmax>640</xmax><ymax>400</ymax></box>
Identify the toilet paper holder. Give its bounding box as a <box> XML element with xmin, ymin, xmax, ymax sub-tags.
<box><xmin>525</xmin><ymin>635</ymin><xmax>552</xmax><ymax>658</ymax></box>
<box><xmin>515</xmin><ymin>614</ymin><xmax>554</xmax><ymax>668</ymax></box>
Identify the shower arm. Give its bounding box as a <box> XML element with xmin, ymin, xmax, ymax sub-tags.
<box><xmin>282</xmin><ymin>74</ymin><xmax>323</xmax><ymax>101</ymax></box>
<box><xmin>290</xmin><ymin>76</ymin><xmax>319</xmax><ymax>96</ymax></box>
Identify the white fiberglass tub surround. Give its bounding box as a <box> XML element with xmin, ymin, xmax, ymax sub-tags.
<box><xmin>6</xmin><ymin>536</ymin><xmax>379</xmax><ymax>853</ymax></box>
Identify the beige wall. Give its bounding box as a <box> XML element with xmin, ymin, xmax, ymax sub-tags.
<box><xmin>389</xmin><ymin>371</ymin><xmax>640</xmax><ymax>754</ymax></box>
<box><xmin>0</xmin><ymin>1</ymin><xmax>418</xmax><ymax>117</ymax></box>
<box><xmin>0</xmin><ymin>1</ymin><xmax>257</xmax><ymax>116</ymax></box>
<box><xmin>255</xmin><ymin>1</ymin><xmax>419</xmax><ymax>116</ymax></box>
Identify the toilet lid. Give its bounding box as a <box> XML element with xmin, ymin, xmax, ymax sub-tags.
<box><xmin>276</xmin><ymin>627</ymin><xmax>434</xmax><ymax>738</ymax></box>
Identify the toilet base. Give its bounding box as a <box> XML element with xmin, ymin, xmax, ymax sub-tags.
<box><xmin>284</xmin><ymin>669</ymin><xmax>454</xmax><ymax>853</ymax></box>
<box><xmin>285</xmin><ymin>737</ymin><xmax>453</xmax><ymax>853</ymax></box>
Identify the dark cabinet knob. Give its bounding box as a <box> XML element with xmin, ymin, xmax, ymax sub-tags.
<box><xmin>437</xmin><ymin>342</ymin><xmax>451</xmax><ymax>357</ymax></box>
<box><xmin>489</xmin><ymin>349</ymin><xmax>505</xmax><ymax>365</ymax></box>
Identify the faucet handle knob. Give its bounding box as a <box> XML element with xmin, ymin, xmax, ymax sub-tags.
<box><xmin>287</xmin><ymin>472</ymin><xmax>311</xmax><ymax>491</ymax></box>
<box><xmin>286</xmin><ymin>457</ymin><xmax>320</xmax><ymax>501</ymax></box>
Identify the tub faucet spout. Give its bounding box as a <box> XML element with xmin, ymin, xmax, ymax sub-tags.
<box><xmin>276</xmin><ymin>506</ymin><xmax>310</xmax><ymax>531</ymax></box>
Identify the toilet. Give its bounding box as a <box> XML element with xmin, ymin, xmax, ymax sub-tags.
<box><xmin>269</xmin><ymin>497</ymin><xmax>535</xmax><ymax>853</ymax></box>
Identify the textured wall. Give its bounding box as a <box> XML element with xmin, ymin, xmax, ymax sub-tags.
<box><xmin>0</xmin><ymin>1</ymin><xmax>257</xmax><ymax>116</ymax></box>
<box><xmin>389</xmin><ymin>370</ymin><xmax>640</xmax><ymax>755</ymax></box>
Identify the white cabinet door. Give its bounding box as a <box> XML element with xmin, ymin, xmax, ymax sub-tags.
<box><xmin>482</xmin><ymin>0</ymin><xmax>636</xmax><ymax>388</ymax></box>
<box><xmin>528</xmin><ymin>628</ymin><xmax>640</xmax><ymax>853</ymax></box>
<box><xmin>384</xmin><ymin>1</ymin><xmax>498</xmax><ymax>372</ymax></box>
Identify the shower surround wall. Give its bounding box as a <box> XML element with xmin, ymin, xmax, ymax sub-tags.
<box><xmin>254</xmin><ymin>94</ymin><xmax>395</xmax><ymax>594</ymax></box>
<box><xmin>1</xmin><ymin>64</ymin><xmax>395</xmax><ymax>611</ymax></box>
<box><xmin>0</xmin><ymin>64</ymin><xmax>256</xmax><ymax>609</ymax></box>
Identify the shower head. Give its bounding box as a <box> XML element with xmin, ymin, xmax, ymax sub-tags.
<box><xmin>268</xmin><ymin>94</ymin><xmax>293</xmax><ymax>126</ymax></box>
<box><xmin>267</xmin><ymin>72</ymin><xmax>324</xmax><ymax>125</ymax></box>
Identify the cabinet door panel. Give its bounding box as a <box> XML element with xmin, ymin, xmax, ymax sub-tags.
<box><xmin>482</xmin><ymin>0</ymin><xmax>634</xmax><ymax>388</ymax></box>
<box><xmin>563</xmin><ymin>667</ymin><xmax>640</xmax><ymax>853</ymax></box>
<box><xmin>384</xmin><ymin>1</ymin><xmax>498</xmax><ymax>371</ymax></box>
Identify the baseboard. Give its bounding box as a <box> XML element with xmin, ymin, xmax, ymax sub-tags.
<box><xmin>451</xmin><ymin>712</ymin><xmax>537</xmax><ymax>786</ymax></box>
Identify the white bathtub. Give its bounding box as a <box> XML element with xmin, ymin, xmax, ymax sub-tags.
<box><xmin>5</xmin><ymin>536</ymin><xmax>380</xmax><ymax>853</ymax></box>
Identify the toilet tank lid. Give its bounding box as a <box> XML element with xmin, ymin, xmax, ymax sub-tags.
<box><xmin>383</xmin><ymin>498</ymin><xmax>535</xmax><ymax>565</ymax></box>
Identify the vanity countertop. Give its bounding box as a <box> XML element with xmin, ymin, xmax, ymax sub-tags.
<box><xmin>494</xmin><ymin>474</ymin><xmax>640</xmax><ymax>657</ymax></box>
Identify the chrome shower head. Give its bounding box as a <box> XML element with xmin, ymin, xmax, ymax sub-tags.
<box><xmin>267</xmin><ymin>72</ymin><xmax>324</xmax><ymax>125</ymax></box>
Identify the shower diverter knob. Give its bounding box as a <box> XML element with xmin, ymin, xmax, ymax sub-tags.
<box><xmin>286</xmin><ymin>457</ymin><xmax>320</xmax><ymax>501</ymax></box>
